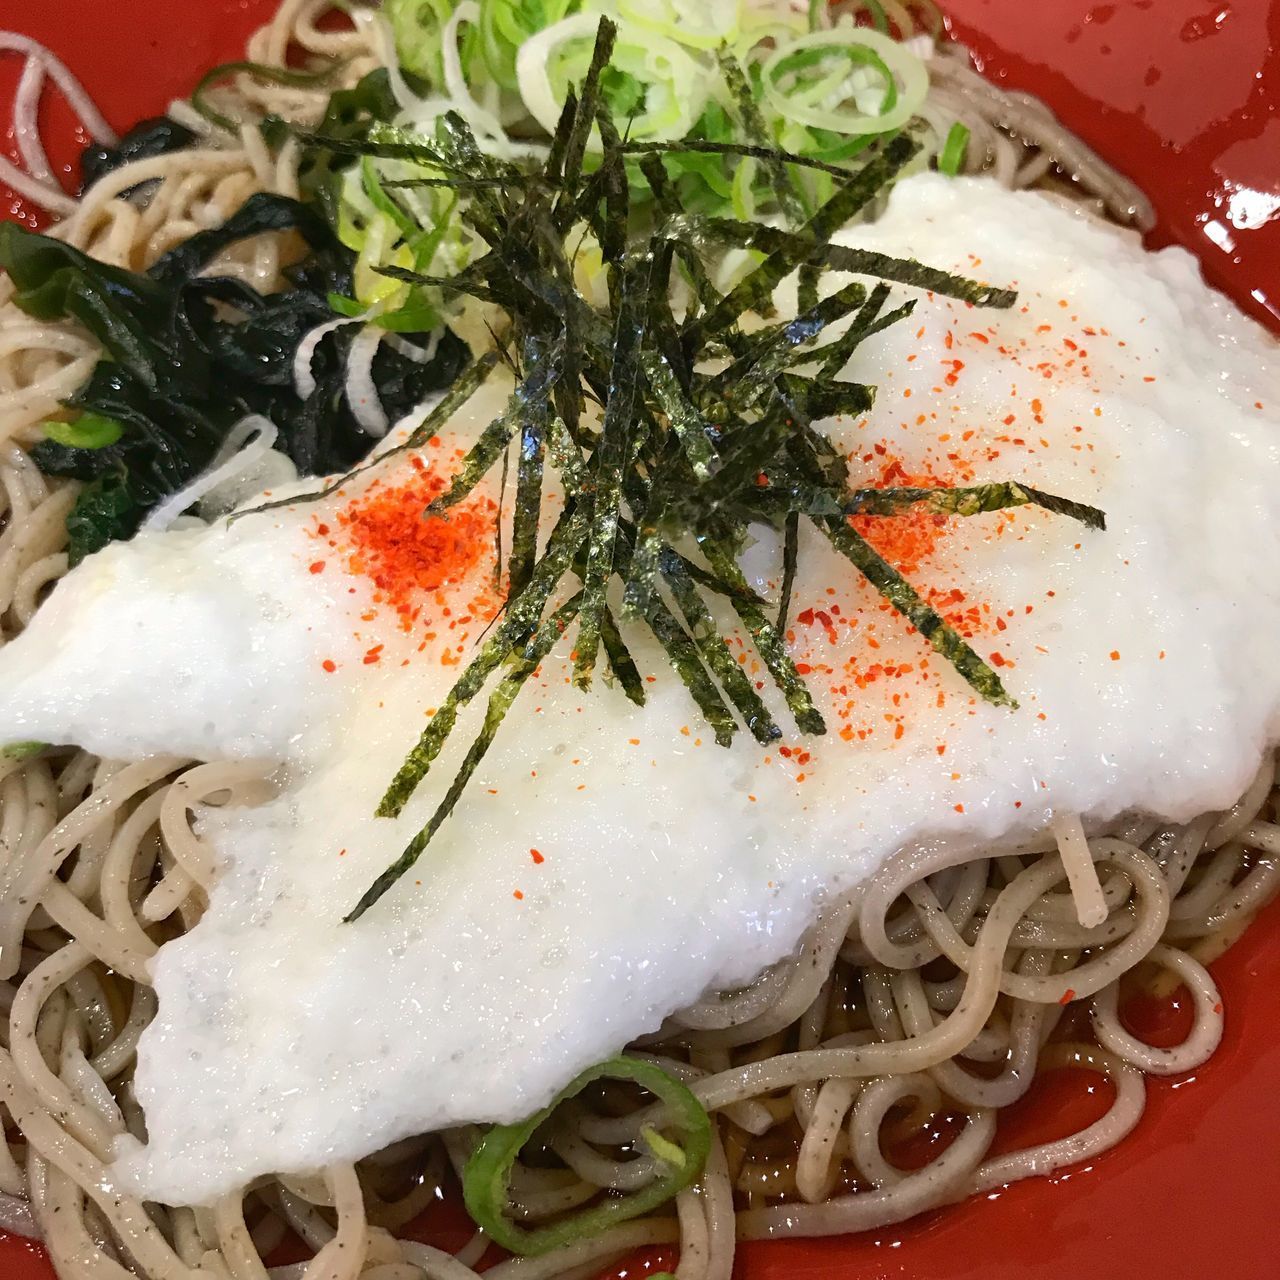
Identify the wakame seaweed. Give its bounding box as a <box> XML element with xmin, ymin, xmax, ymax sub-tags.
<box><xmin>276</xmin><ymin>16</ymin><xmax>1107</xmax><ymax>921</ymax></box>
<box><xmin>80</xmin><ymin>117</ymin><xmax>199</xmax><ymax>191</ymax></box>
<box><xmin>0</xmin><ymin>191</ymin><xmax>466</xmax><ymax>563</ymax></box>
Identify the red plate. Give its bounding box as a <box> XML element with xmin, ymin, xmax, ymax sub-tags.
<box><xmin>2</xmin><ymin>2</ymin><xmax>1279</xmax><ymax>1277</ymax></box>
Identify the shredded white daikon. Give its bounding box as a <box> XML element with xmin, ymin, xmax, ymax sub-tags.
<box><xmin>142</xmin><ymin>417</ymin><xmax>281</xmax><ymax>533</ymax></box>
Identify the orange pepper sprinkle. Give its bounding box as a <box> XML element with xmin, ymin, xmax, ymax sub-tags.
<box><xmin>325</xmin><ymin>463</ymin><xmax>499</xmax><ymax>632</ymax></box>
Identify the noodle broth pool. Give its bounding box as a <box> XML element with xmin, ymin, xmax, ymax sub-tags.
<box><xmin>2</xmin><ymin>2</ymin><xmax>1280</xmax><ymax>1280</ymax></box>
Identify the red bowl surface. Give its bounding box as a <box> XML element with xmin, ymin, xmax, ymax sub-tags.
<box><xmin>1</xmin><ymin>2</ymin><xmax>1278</xmax><ymax>1278</ymax></box>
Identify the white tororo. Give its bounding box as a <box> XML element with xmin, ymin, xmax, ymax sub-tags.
<box><xmin>0</xmin><ymin>175</ymin><xmax>1276</xmax><ymax>1205</ymax></box>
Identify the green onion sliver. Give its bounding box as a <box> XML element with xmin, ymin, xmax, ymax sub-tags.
<box><xmin>463</xmin><ymin>1056</ymin><xmax>712</xmax><ymax>1256</ymax></box>
<box><xmin>860</xmin><ymin>0</ymin><xmax>892</xmax><ymax>35</ymax></box>
<box><xmin>760</xmin><ymin>27</ymin><xmax>928</xmax><ymax>136</ymax></box>
<box><xmin>617</xmin><ymin>0</ymin><xmax>744</xmax><ymax>50</ymax></box>
<box><xmin>479</xmin><ymin>0</ymin><xmax>581</xmax><ymax>91</ymax></box>
<box><xmin>41</xmin><ymin>412</ymin><xmax>123</xmax><ymax>450</ymax></box>
<box><xmin>939</xmin><ymin>122</ymin><xmax>971</xmax><ymax>177</ymax></box>
<box><xmin>385</xmin><ymin>0</ymin><xmax>456</xmax><ymax>85</ymax></box>
<box><xmin>515</xmin><ymin>14</ymin><xmax>713</xmax><ymax>144</ymax></box>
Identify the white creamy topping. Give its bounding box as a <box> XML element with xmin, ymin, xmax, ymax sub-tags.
<box><xmin>0</xmin><ymin>175</ymin><xmax>1277</xmax><ymax>1205</ymax></box>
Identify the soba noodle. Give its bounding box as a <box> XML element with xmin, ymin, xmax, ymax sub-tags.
<box><xmin>0</xmin><ymin>4</ymin><xmax>1265</xmax><ymax>1280</ymax></box>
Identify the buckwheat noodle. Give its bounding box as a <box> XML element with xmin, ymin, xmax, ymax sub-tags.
<box><xmin>0</xmin><ymin>4</ymin><xmax>1260</xmax><ymax>1280</ymax></box>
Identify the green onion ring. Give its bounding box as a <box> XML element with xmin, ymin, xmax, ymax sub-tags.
<box><xmin>939</xmin><ymin>121</ymin><xmax>972</xmax><ymax>176</ymax></box>
<box><xmin>463</xmin><ymin>1056</ymin><xmax>712</xmax><ymax>1256</ymax></box>
<box><xmin>760</xmin><ymin>27</ymin><xmax>928</xmax><ymax>136</ymax></box>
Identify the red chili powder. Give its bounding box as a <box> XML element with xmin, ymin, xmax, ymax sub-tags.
<box><xmin>851</xmin><ymin>453</ymin><xmax>970</xmax><ymax>577</ymax></box>
<box><xmin>327</xmin><ymin>462</ymin><xmax>499</xmax><ymax>631</ymax></box>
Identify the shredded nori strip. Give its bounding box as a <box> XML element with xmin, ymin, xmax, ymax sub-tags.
<box><xmin>509</xmin><ymin>342</ymin><xmax>554</xmax><ymax>597</ymax></box>
<box><xmin>824</xmin><ymin>516</ymin><xmax>1016</xmax><ymax>708</ymax></box>
<box><xmin>375</xmin><ymin>506</ymin><xmax>589</xmax><ymax>821</ymax></box>
<box><xmin>777</xmin><ymin>510</ymin><xmax>801</xmax><ymax>633</ymax></box>
<box><xmin>305</xmin><ymin>17</ymin><xmax>1108</xmax><ymax>918</ymax></box>
<box><xmin>600</xmin><ymin>606</ymin><xmax>647</xmax><ymax>706</ymax></box>
<box><xmin>842</xmin><ymin>481</ymin><xmax>1106</xmax><ymax>529</ymax></box>
<box><xmin>642</xmin><ymin>350</ymin><xmax>720</xmax><ymax>482</ymax></box>
<box><xmin>718</xmin><ymin>53</ymin><xmax>807</xmax><ymax>226</ymax></box>
<box><xmin>347</xmin><ymin>594</ymin><xmax>583</xmax><ymax>922</ymax></box>
<box><xmin>573</xmin><ymin>253</ymin><xmax>654</xmax><ymax>690</ymax></box>
<box><xmin>621</xmin><ymin>137</ymin><xmax>865</xmax><ymax>185</ymax></box>
<box><xmin>660</xmin><ymin>548</ymin><xmax>782</xmax><ymax>746</ymax></box>
<box><xmin>699</xmin><ymin>532</ymin><xmax>826</xmax><ymax>737</ymax></box>
<box><xmin>690</xmin><ymin>132</ymin><xmax>923</xmax><ymax>343</ymax></box>
<box><xmin>427</xmin><ymin>345</ymin><xmax>565</xmax><ymax>515</ymax></box>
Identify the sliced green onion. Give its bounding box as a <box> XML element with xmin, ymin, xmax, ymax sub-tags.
<box><xmin>327</xmin><ymin>292</ymin><xmax>365</xmax><ymax>318</ymax></box>
<box><xmin>730</xmin><ymin>150</ymin><xmax>758</xmax><ymax>221</ymax></box>
<box><xmin>330</xmin><ymin>291</ymin><xmax>443</xmax><ymax>332</ymax></box>
<box><xmin>733</xmin><ymin>1</ymin><xmax>807</xmax><ymax>55</ymax></box>
<box><xmin>360</xmin><ymin>154</ymin><xmax>417</xmax><ymax>238</ymax></box>
<box><xmin>860</xmin><ymin>0</ymin><xmax>892</xmax><ymax>34</ymax></box>
<box><xmin>478</xmin><ymin>0</ymin><xmax>578</xmax><ymax>90</ymax></box>
<box><xmin>41</xmin><ymin>413</ymin><xmax>124</xmax><ymax>450</ymax></box>
<box><xmin>386</xmin><ymin>0</ymin><xmax>457</xmax><ymax>86</ymax></box>
<box><xmin>616</xmin><ymin>0</ymin><xmax>743</xmax><ymax>51</ymax></box>
<box><xmin>515</xmin><ymin>14</ymin><xmax>713</xmax><ymax>146</ymax></box>
<box><xmin>463</xmin><ymin>1057</ymin><xmax>712</xmax><ymax>1256</ymax></box>
<box><xmin>939</xmin><ymin>121</ymin><xmax>971</xmax><ymax>176</ymax></box>
<box><xmin>336</xmin><ymin>132</ymin><xmax>465</xmax><ymax>308</ymax></box>
<box><xmin>1</xmin><ymin>741</ymin><xmax>46</xmax><ymax>762</ymax></box>
<box><xmin>759</xmin><ymin>27</ymin><xmax>928</xmax><ymax>136</ymax></box>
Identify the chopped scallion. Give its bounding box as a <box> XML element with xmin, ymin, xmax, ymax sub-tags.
<box><xmin>939</xmin><ymin>121</ymin><xmax>972</xmax><ymax>176</ymax></box>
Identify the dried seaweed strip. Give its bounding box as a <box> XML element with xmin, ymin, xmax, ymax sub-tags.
<box><xmin>642</xmin><ymin>350</ymin><xmax>720</xmax><ymax>482</ymax></box>
<box><xmin>699</xmin><ymin>531</ymin><xmax>826</xmax><ymax>736</ymax></box>
<box><xmin>843</xmin><ymin>482</ymin><xmax>1105</xmax><ymax>528</ymax></box>
<box><xmin>509</xmin><ymin>354</ymin><xmax>554</xmax><ymax>598</ymax></box>
<box><xmin>777</xmin><ymin>510</ymin><xmax>801</xmax><ymax>634</ymax></box>
<box><xmin>547</xmin><ymin>414</ymin><xmax>588</xmax><ymax>491</ymax></box>
<box><xmin>642</xmin><ymin>595</ymin><xmax>738</xmax><ymax>749</ymax></box>
<box><xmin>427</xmin><ymin>343</ymin><xmax>564</xmax><ymax>515</ymax></box>
<box><xmin>719</xmin><ymin>53</ymin><xmax>807</xmax><ymax>226</ymax></box>
<box><xmin>660</xmin><ymin>548</ymin><xmax>781</xmax><ymax>745</ymax></box>
<box><xmin>822</xmin><ymin>517</ymin><xmax>1016</xmax><ymax>708</ymax></box>
<box><xmin>574</xmin><ymin>253</ymin><xmax>655</xmax><ymax>689</ymax></box>
<box><xmin>779</xmin><ymin>375</ymin><xmax>877</xmax><ymax>420</ymax></box>
<box><xmin>600</xmin><ymin>606</ymin><xmax>646</xmax><ymax>707</ymax></box>
<box><xmin>348</xmin><ymin>594</ymin><xmax>583</xmax><ymax>922</ymax></box>
<box><xmin>377</xmin><ymin>506</ymin><xmax>589</xmax><ymax>819</ymax></box>
<box><xmin>563</xmin><ymin>19</ymin><xmax>618</xmax><ymax>197</ymax></box>
<box><xmin>620</xmin><ymin>137</ymin><xmax>867</xmax><ymax>184</ymax></box>
<box><xmin>695</xmin><ymin>134</ymin><xmax>920</xmax><ymax>338</ymax></box>
<box><xmin>723</xmin><ymin>282</ymin><xmax>869</xmax><ymax>411</ymax></box>
<box><xmin>591</xmin><ymin>99</ymin><xmax>630</xmax><ymax>267</ymax></box>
